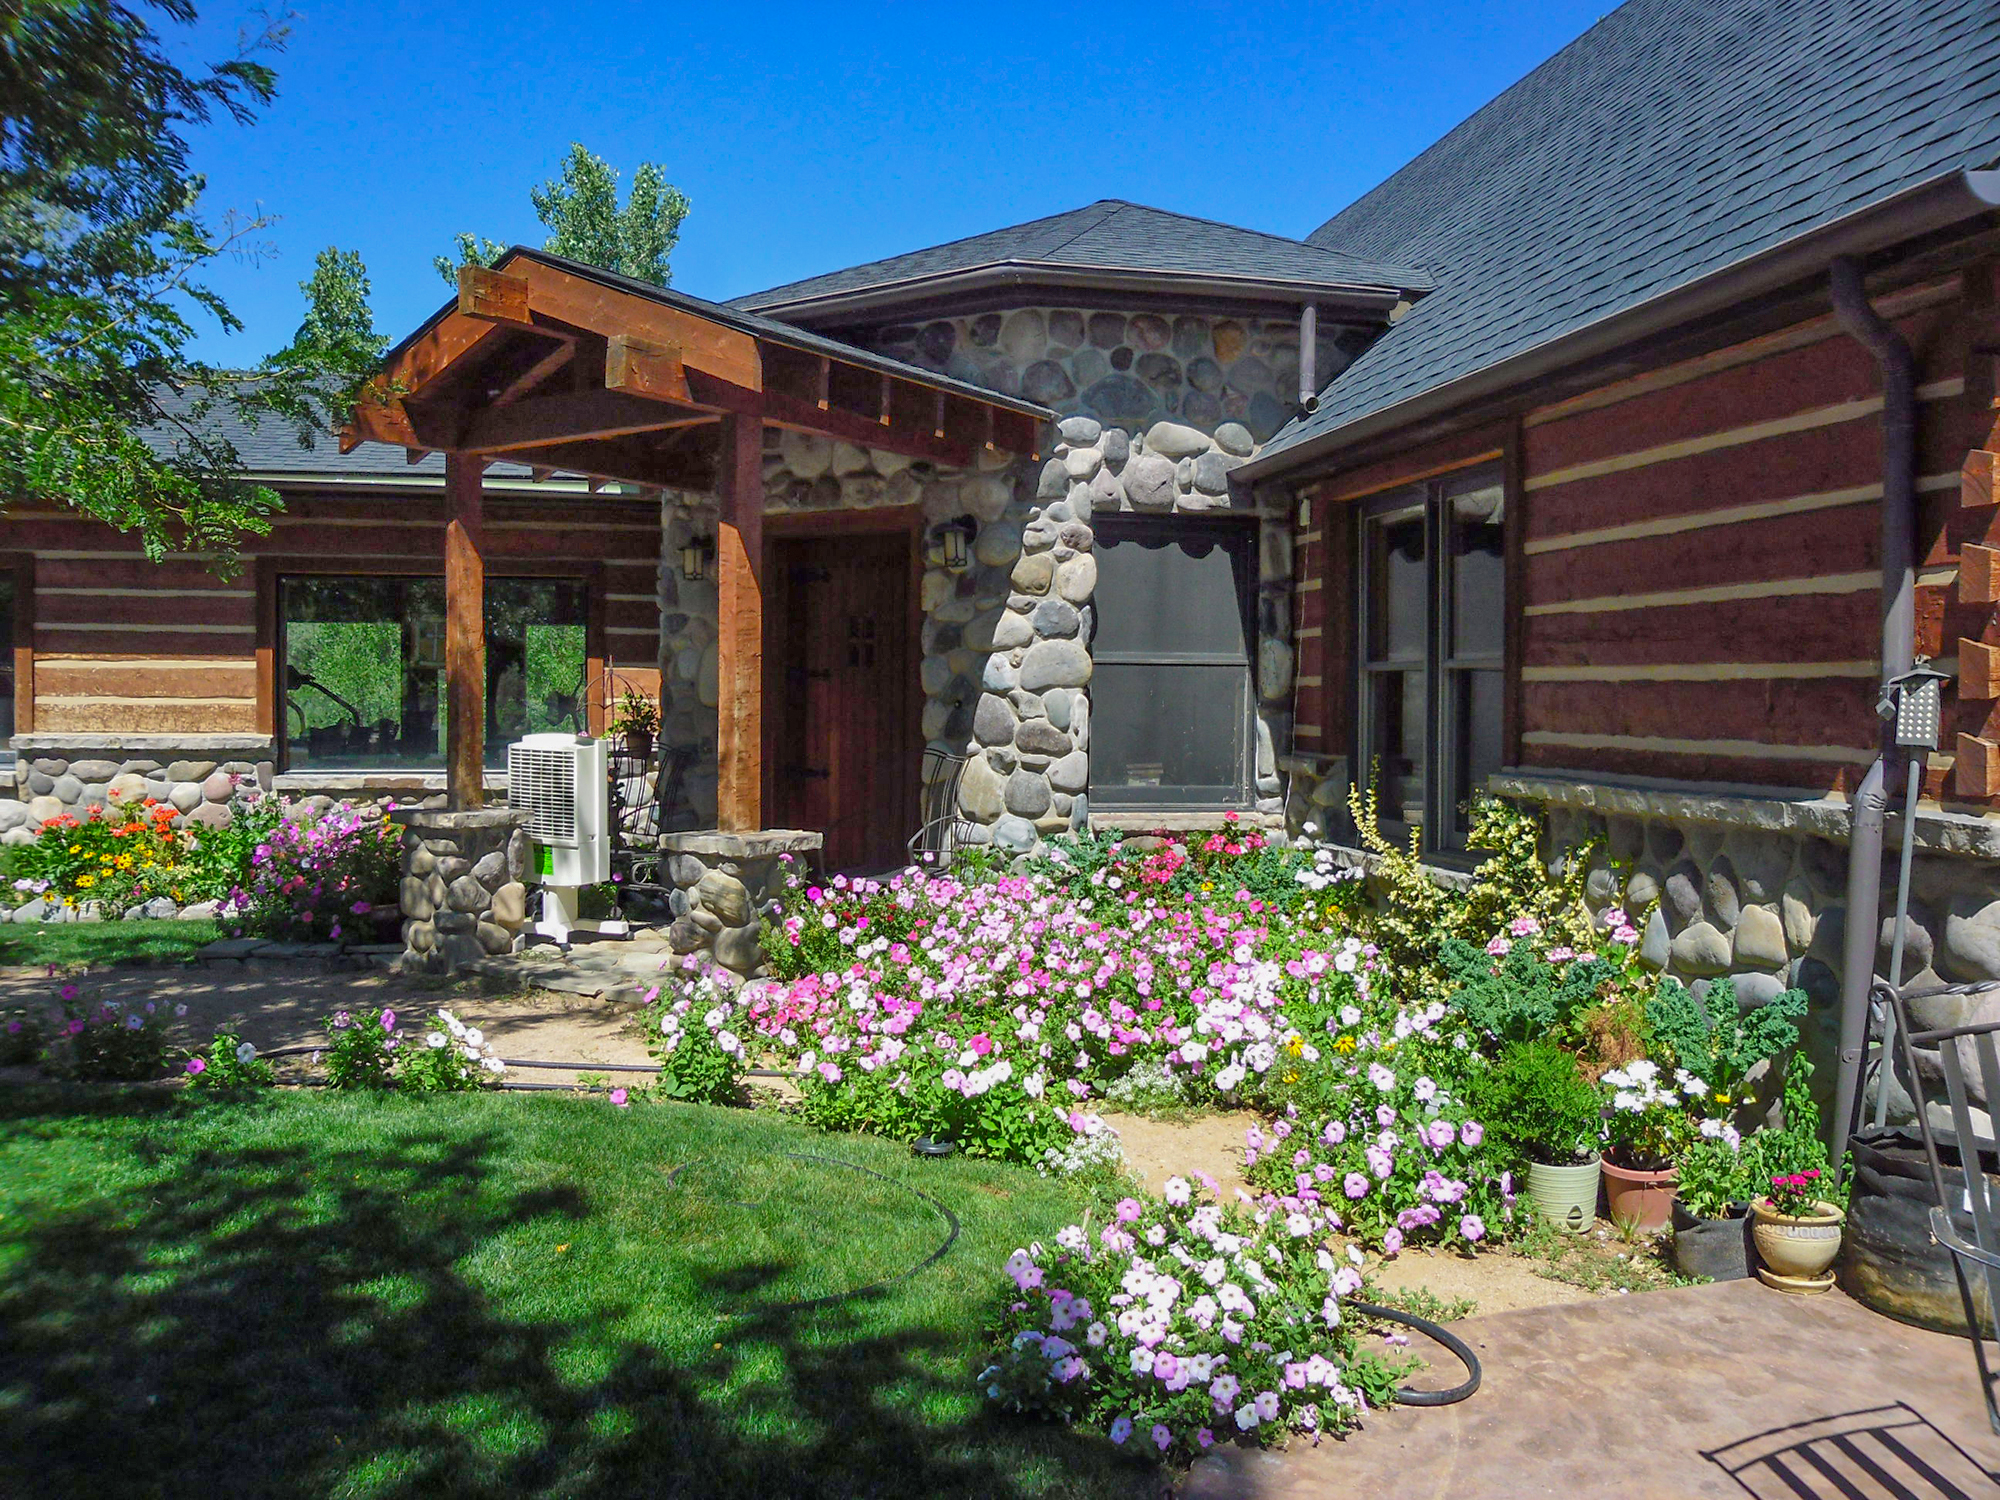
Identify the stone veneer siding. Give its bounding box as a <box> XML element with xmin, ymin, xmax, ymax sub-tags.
<box><xmin>393</xmin><ymin>808</ymin><xmax>532</xmax><ymax>973</ymax></box>
<box><xmin>650</xmin><ymin>305</ymin><xmax>1323</xmax><ymax>853</ymax></box>
<box><xmin>0</xmin><ymin>734</ymin><xmax>278</xmax><ymax>841</ymax></box>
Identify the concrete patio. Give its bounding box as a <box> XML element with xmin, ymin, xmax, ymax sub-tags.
<box><xmin>1182</xmin><ymin>1279</ymin><xmax>2000</xmax><ymax>1499</ymax></box>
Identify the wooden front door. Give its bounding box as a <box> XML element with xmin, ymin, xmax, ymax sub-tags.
<box><xmin>771</xmin><ymin>531</ymin><xmax>915</xmax><ymax>871</ymax></box>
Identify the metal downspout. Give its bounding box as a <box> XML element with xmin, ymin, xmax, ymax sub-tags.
<box><xmin>1830</xmin><ymin>256</ymin><xmax>1919</xmax><ymax>1175</ymax></box>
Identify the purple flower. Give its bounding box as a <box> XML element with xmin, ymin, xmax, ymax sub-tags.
<box><xmin>1381</xmin><ymin>1227</ymin><xmax>1404</xmax><ymax>1255</ymax></box>
<box><xmin>1460</xmin><ymin>1121</ymin><xmax>1485</xmax><ymax>1148</ymax></box>
<box><xmin>1151</xmin><ymin>1424</ymin><xmax>1171</xmax><ymax>1452</ymax></box>
<box><xmin>1460</xmin><ymin>1214</ymin><xmax>1486</xmax><ymax>1243</ymax></box>
<box><xmin>610</xmin><ymin>1088</ymin><xmax>630</xmax><ymax>1108</ymax></box>
<box><xmin>380</xmin><ymin>1009</ymin><xmax>396</xmax><ymax>1031</ymax></box>
<box><xmin>185</xmin><ymin>1057</ymin><xmax>206</xmax><ymax>1076</ymax></box>
<box><xmin>1343</xmin><ymin>1172</ymin><xmax>1369</xmax><ymax>1199</ymax></box>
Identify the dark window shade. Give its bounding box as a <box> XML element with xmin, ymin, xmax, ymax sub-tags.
<box><xmin>1091</xmin><ymin>521</ymin><xmax>1255</xmax><ymax>807</ymax></box>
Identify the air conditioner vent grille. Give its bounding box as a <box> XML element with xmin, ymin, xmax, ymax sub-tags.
<box><xmin>508</xmin><ymin>743</ymin><xmax>578</xmax><ymax>846</ymax></box>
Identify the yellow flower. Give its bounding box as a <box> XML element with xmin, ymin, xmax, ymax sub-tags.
<box><xmin>75</xmin><ymin>875</ymin><xmax>94</xmax><ymax>889</ymax></box>
<box><xmin>1334</xmin><ymin>1036</ymin><xmax>1357</xmax><ymax>1054</ymax></box>
<box><xmin>67</xmin><ymin>844</ymin><xmax>79</xmax><ymax>854</ymax></box>
<box><xmin>114</xmin><ymin>854</ymin><xmax>132</xmax><ymax>870</ymax></box>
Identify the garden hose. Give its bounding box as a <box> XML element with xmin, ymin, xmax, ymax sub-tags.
<box><xmin>1347</xmin><ymin>1301</ymin><xmax>1483</xmax><ymax>1406</ymax></box>
<box><xmin>663</xmin><ymin>1151</ymin><xmax>962</xmax><ymax>1313</ymax></box>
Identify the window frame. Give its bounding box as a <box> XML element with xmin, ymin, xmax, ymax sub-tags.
<box><xmin>1352</xmin><ymin>464</ymin><xmax>1508</xmax><ymax>862</ymax></box>
<box><xmin>1088</xmin><ymin>513</ymin><xmax>1259</xmax><ymax>811</ymax></box>
<box><xmin>258</xmin><ymin>557</ymin><xmax>607</xmax><ymax>774</ymax></box>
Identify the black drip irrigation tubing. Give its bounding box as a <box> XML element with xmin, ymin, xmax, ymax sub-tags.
<box><xmin>256</xmin><ymin>1045</ymin><xmax>1480</xmax><ymax>1402</ymax></box>
<box><xmin>1348</xmin><ymin>1301</ymin><xmax>1482</xmax><ymax>1406</ymax></box>
<box><xmin>664</xmin><ymin>1152</ymin><xmax>961</xmax><ymax>1313</ymax></box>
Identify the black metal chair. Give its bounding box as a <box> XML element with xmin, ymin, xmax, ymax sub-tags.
<box><xmin>1887</xmin><ymin>978</ymin><xmax>2000</xmax><ymax>1433</ymax></box>
<box><xmin>607</xmin><ymin>740</ymin><xmax>703</xmax><ymax>912</ymax></box>
<box><xmin>906</xmin><ymin>748</ymin><xmax>977</xmax><ymax>870</ymax></box>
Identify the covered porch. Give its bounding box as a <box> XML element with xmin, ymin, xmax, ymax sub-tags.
<box><xmin>341</xmin><ymin>250</ymin><xmax>1047</xmax><ymax>967</ymax></box>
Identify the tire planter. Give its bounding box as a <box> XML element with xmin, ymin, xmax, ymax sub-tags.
<box><xmin>1750</xmin><ymin>1196</ymin><xmax>1844</xmax><ymax>1285</ymax></box>
<box><xmin>1526</xmin><ymin>1155</ymin><xmax>1601</xmax><ymax>1233</ymax></box>
<box><xmin>1842</xmin><ymin>1127</ymin><xmax>1998</xmax><ymax>1337</ymax></box>
<box><xmin>1671</xmin><ymin>1198</ymin><xmax>1751</xmax><ymax>1281</ymax></box>
<box><xmin>1602</xmin><ymin>1158</ymin><xmax>1678</xmax><ymax>1231</ymax></box>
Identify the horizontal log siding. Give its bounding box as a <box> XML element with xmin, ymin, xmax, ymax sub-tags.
<box><xmin>0</xmin><ymin>489</ymin><xmax>661</xmax><ymax>737</ymax></box>
<box><xmin>1520</xmin><ymin>271</ymin><xmax>1985</xmax><ymax>797</ymax></box>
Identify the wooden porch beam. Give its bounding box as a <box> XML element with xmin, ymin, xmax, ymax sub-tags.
<box><xmin>491</xmin><ymin>341</ymin><xmax>576</xmax><ymax>409</ymax></box>
<box><xmin>762</xmin><ymin>389</ymin><xmax>974</xmax><ymax>466</ymax></box>
<box><xmin>497</xmin><ymin>432</ymin><xmax>716</xmax><ymax>491</ymax></box>
<box><xmin>444</xmin><ymin>453</ymin><xmax>487</xmax><ymax>811</ymax></box>
<box><xmin>458</xmin><ymin>389</ymin><xmax>711</xmax><ymax>454</ymax></box>
<box><xmin>716</xmin><ymin>412</ymin><xmax>765</xmax><ymax>832</ymax></box>
<box><xmin>605</xmin><ymin>334</ymin><xmax>689</xmax><ymax>404</ymax></box>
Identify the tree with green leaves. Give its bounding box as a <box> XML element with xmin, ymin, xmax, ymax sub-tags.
<box><xmin>435</xmin><ymin>143</ymin><xmax>690</xmax><ymax>288</ymax></box>
<box><xmin>0</xmin><ymin>0</ymin><xmax>387</xmax><ymax>567</ymax></box>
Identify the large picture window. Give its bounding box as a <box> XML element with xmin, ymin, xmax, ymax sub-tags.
<box><xmin>1357</xmin><ymin>466</ymin><xmax>1505</xmax><ymax>855</ymax></box>
<box><xmin>281</xmin><ymin>575</ymin><xmax>588</xmax><ymax>770</ymax></box>
<box><xmin>1090</xmin><ymin>518</ymin><xmax>1255</xmax><ymax>808</ymax></box>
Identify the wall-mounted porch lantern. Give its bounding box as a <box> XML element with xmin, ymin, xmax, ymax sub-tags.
<box><xmin>680</xmin><ymin>534</ymin><xmax>716</xmax><ymax>582</ymax></box>
<box><xmin>927</xmin><ymin>516</ymin><xmax>977</xmax><ymax>572</ymax></box>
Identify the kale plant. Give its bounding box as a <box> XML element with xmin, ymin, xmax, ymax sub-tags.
<box><xmin>1646</xmin><ymin>976</ymin><xmax>1807</xmax><ymax>1108</ymax></box>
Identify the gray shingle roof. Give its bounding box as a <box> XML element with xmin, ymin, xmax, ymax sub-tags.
<box><xmin>1257</xmin><ymin>0</ymin><xmax>2000</xmax><ymax>467</ymax></box>
<box><xmin>734</xmin><ymin>200</ymin><xmax>1433</xmax><ymax>313</ymax></box>
<box><xmin>144</xmin><ymin>387</ymin><xmax>536</xmax><ymax>480</ymax></box>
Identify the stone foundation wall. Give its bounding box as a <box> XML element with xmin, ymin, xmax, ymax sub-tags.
<box><xmin>1477</xmin><ymin>774</ymin><xmax>2000</xmax><ymax>1120</ymax></box>
<box><xmin>660</xmin><ymin>831</ymin><xmax>823</xmax><ymax>979</ymax></box>
<box><xmin>393</xmin><ymin>808</ymin><xmax>531</xmax><ymax>974</ymax></box>
<box><xmin>1</xmin><ymin>734</ymin><xmax>277</xmax><ymax>841</ymax></box>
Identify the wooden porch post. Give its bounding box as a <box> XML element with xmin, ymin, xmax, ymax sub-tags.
<box><xmin>715</xmin><ymin>412</ymin><xmax>764</xmax><ymax>831</ymax></box>
<box><xmin>445</xmin><ymin>452</ymin><xmax>487</xmax><ymax>810</ymax></box>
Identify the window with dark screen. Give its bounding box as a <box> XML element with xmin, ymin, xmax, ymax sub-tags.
<box><xmin>1089</xmin><ymin>519</ymin><xmax>1255</xmax><ymax>807</ymax></box>
<box><xmin>1357</xmin><ymin>465</ymin><xmax>1506</xmax><ymax>855</ymax></box>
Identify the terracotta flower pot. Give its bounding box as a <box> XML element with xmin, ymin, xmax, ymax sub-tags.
<box><xmin>1751</xmin><ymin>1196</ymin><xmax>1845</xmax><ymax>1282</ymax></box>
<box><xmin>621</xmin><ymin>729</ymin><xmax>654</xmax><ymax>760</ymax></box>
<box><xmin>1602</xmin><ymin>1158</ymin><xmax>1678</xmax><ymax>1231</ymax></box>
<box><xmin>1526</xmin><ymin>1155</ymin><xmax>1602</xmax><ymax>1234</ymax></box>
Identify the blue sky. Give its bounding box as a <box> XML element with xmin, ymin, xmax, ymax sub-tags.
<box><xmin>180</xmin><ymin>0</ymin><xmax>1612</xmax><ymax>362</ymax></box>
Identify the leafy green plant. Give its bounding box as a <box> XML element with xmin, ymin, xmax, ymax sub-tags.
<box><xmin>1467</xmin><ymin>1041</ymin><xmax>1603</xmax><ymax>1166</ymax></box>
<box><xmin>609</xmin><ymin>687</ymin><xmax>659</xmax><ymax>737</ymax></box>
<box><xmin>400</xmin><ymin>1010</ymin><xmax>506</xmax><ymax>1092</ymax></box>
<box><xmin>324</xmin><ymin>1006</ymin><xmax>399</xmax><ymax>1090</ymax></box>
<box><xmin>645</xmin><ymin>974</ymin><xmax>747</xmax><ymax>1105</ymax></box>
<box><xmin>40</xmin><ymin>987</ymin><xmax>177</xmax><ymax>1081</ymax></box>
<box><xmin>1646</xmin><ymin>976</ymin><xmax>1807</xmax><ymax>1111</ymax></box>
<box><xmin>182</xmin><ymin>1028</ymin><xmax>274</xmax><ymax>1094</ymax></box>
<box><xmin>1444</xmin><ymin>937</ymin><xmax>1618</xmax><ymax>1046</ymax></box>
<box><xmin>0</xmin><ymin>1005</ymin><xmax>44</xmax><ymax>1066</ymax></box>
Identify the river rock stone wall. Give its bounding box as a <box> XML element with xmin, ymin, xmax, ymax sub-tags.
<box><xmin>0</xmin><ymin>734</ymin><xmax>277</xmax><ymax>842</ymax></box>
<box><xmin>393</xmin><ymin>807</ymin><xmax>531</xmax><ymax>974</ymax></box>
<box><xmin>647</xmin><ymin>306</ymin><xmax>1329</xmax><ymax>856</ymax></box>
<box><xmin>660</xmin><ymin>831</ymin><xmax>823</xmax><ymax>979</ymax></box>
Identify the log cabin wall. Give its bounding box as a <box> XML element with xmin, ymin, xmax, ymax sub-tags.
<box><xmin>0</xmin><ymin>479</ymin><xmax>662</xmax><ymax>838</ymax></box>
<box><xmin>1515</xmin><ymin>273</ymin><xmax>1980</xmax><ymax>799</ymax></box>
<box><xmin>1279</xmin><ymin>253</ymin><xmax>2000</xmax><ymax>1089</ymax></box>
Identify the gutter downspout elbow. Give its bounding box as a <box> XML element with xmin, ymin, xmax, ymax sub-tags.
<box><xmin>1829</xmin><ymin>256</ymin><xmax>1919</xmax><ymax>1171</ymax></box>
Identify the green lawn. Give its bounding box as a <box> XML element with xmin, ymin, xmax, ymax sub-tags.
<box><xmin>0</xmin><ymin>916</ymin><xmax>221</xmax><ymax>968</ymax></box>
<box><xmin>0</xmin><ymin>1087</ymin><xmax>1153</xmax><ymax>1500</ymax></box>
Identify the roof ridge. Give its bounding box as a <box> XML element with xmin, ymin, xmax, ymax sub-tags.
<box><xmin>1085</xmin><ymin>197</ymin><xmax>1421</xmax><ymax>271</ymax></box>
<box><xmin>1036</xmin><ymin>200</ymin><xmax>1130</xmax><ymax>258</ymax></box>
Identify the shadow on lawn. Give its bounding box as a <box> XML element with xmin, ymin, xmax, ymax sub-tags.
<box><xmin>0</xmin><ymin>1091</ymin><xmax>1141</xmax><ymax>1500</ymax></box>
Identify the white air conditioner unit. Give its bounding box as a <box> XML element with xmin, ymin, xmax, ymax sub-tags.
<box><xmin>507</xmin><ymin>733</ymin><xmax>609</xmax><ymax>942</ymax></box>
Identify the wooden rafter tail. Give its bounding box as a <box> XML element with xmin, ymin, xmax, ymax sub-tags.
<box><xmin>879</xmin><ymin>371</ymin><xmax>894</xmax><ymax>427</ymax></box>
<box><xmin>457</xmin><ymin>264</ymin><xmax>532</xmax><ymax>326</ymax></box>
<box><xmin>933</xmin><ymin>390</ymin><xmax>948</xmax><ymax>440</ymax></box>
<box><xmin>605</xmin><ymin>333</ymin><xmax>690</xmax><ymax>404</ymax></box>
<box><xmin>815</xmin><ymin>356</ymin><xmax>831</xmax><ymax>412</ymax></box>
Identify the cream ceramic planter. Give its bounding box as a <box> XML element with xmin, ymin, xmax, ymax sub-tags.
<box><xmin>1527</xmin><ymin>1155</ymin><xmax>1602</xmax><ymax>1234</ymax></box>
<box><xmin>1751</xmin><ymin>1197</ymin><xmax>1845</xmax><ymax>1280</ymax></box>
